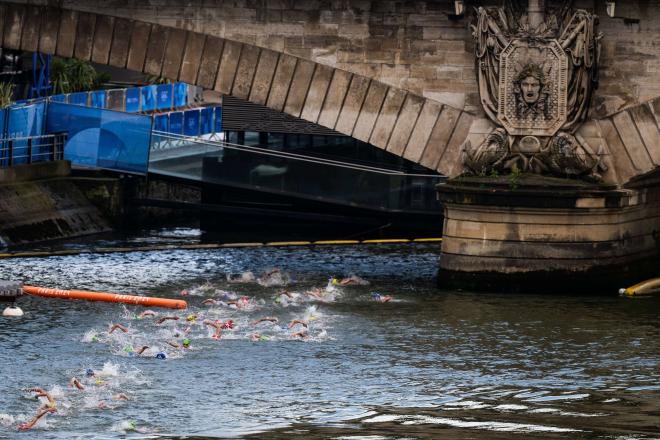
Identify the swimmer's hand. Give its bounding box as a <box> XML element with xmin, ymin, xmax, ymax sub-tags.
<box><xmin>109</xmin><ymin>324</ymin><xmax>128</xmax><ymax>334</ymax></box>
<box><xmin>288</xmin><ymin>319</ymin><xmax>308</xmax><ymax>329</ymax></box>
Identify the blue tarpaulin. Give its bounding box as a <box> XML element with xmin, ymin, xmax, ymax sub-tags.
<box><xmin>200</xmin><ymin>107</ymin><xmax>213</xmax><ymax>134</ymax></box>
<box><xmin>156</xmin><ymin>84</ymin><xmax>173</xmax><ymax>111</ymax></box>
<box><xmin>46</xmin><ymin>102</ymin><xmax>151</xmax><ymax>174</ymax></box>
<box><xmin>154</xmin><ymin>114</ymin><xmax>169</xmax><ymax>132</ymax></box>
<box><xmin>90</xmin><ymin>91</ymin><xmax>107</xmax><ymax>109</ymax></box>
<box><xmin>214</xmin><ymin>107</ymin><xmax>222</xmax><ymax>133</ymax></box>
<box><xmin>184</xmin><ymin>110</ymin><xmax>200</xmax><ymax>137</ymax></box>
<box><xmin>5</xmin><ymin>102</ymin><xmax>46</xmax><ymax>165</ymax></box>
<box><xmin>169</xmin><ymin>112</ymin><xmax>183</xmax><ymax>135</ymax></box>
<box><xmin>174</xmin><ymin>83</ymin><xmax>187</xmax><ymax>108</ymax></box>
<box><xmin>141</xmin><ymin>86</ymin><xmax>156</xmax><ymax>112</ymax></box>
<box><xmin>126</xmin><ymin>88</ymin><xmax>140</xmax><ymax>113</ymax></box>
<box><xmin>69</xmin><ymin>92</ymin><xmax>89</xmax><ymax>106</ymax></box>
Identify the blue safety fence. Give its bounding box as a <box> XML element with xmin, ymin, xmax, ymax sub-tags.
<box><xmin>48</xmin><ymin>82</ymin><xmax>196</xmax><ymax>113</ymax></box>
<box><xmin>152</xmin><ymin>107</ymin><xmax>222</xmax><ymax>137</ymax></box>
<box><xmin>0</xmin><ymin>102</ymin><xmax>47</xmax><ymax>165</ymax></box>
<box><xmin>0</xmin><ymin>134</ymin><xmax>66</xmax><ymax>167</ymax></box>
<box><xmin>45</xmin><ymin>102</ymin><xmax>152</xmax><ymax>174</ymax></box>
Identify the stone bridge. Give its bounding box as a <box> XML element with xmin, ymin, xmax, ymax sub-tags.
<box><xmin>1</xmin><ymin>0</ymin><xmax>660</xmax><ymax>186</ymax></box>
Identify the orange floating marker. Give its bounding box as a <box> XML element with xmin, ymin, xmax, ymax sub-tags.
<box><xmin>22</xmin><ymin>285</ymin><xmax>187</xmax><ymax>310</ymax></box>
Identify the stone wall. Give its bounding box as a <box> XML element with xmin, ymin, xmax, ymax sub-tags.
<box><xmin>17</xmin><ymin>0</ymin><xmax>660</xmax><ymax>119</ymax></box>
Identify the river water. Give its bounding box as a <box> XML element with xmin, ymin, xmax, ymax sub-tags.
<box><xmin>0</xmin><ymin>228</ymin><xmax>658</xmax><ymax>439</ymax></box>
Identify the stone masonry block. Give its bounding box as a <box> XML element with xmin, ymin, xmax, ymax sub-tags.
<box><xmin>266</xmin><ymin>54</ymin><xmax>298</xmax><ymax>112</ymax></box>
<box><xmin>215</xmin><ymin>40</ymin><xmax>243</xmax><ymax>95</ymax></box>
<box><xmin>335</xmin><ymin>75</ymin><xmax>370</xmax><ymax>135</ymax></box>
<box><xmin>92</xmin><ymin>15</ymin><xmax>115</xmax><ymax>65</ymax></box>
<box><xmin>317</xmin><ymin>69</ymin><xmax>352</xmax><ymax>129</ymax></box>
<box><xmin>179</xmin><ymin>32</ymin><xmax>206</xmax><ymax>85</ymax></box>
<box><xmin>232</xmin><ymin>44</ymin><xmax>261</xmax><ymax>100</ymax></box>
<box><xmin>74</xmin><ymin>12</ymin><xmax>97</xmax><ymax>61</ymax></box>
<box><xmin>404</xmin><ymin>99</ymin><xmax>442</xmax><ymax>163</ymax></box>
<box><xmin>161</xmin><ymin>28</ymin><xmax>188</xmax><ymax>80</ymax></box>
<box><xmin>250</xmin><ymin>49</ymin><xmax>280</xmax><ymax>106</ymax></box>
<box><xmin>196</xmin><ymin>36</ymin><xmax>224</xmax><ymax>90</ymax></box>
<box><xmin>419</xmin><ymin>105</ymin><xmax>459</xmax><ymax>170</ymax></box>
<box><xmin>144</xmin><ymin>25</ymin><xmax>170</xmax><ymax>76</ymax></box>
<box><xmin>353</xmin><ymin>81</ymin><xmax>388</xmax><ymax>143</ymax></box>
<box><xmin>300</xmin><ymin>64</ymin><xmax>334</xmax><ymax>123</ymax></box>
<box><xmin>387</xmin><ymin>94</ymin><xmax>424</xmax><ymax>155</ymax></box>
<box><xmin>56</xmin><ymin>10</ymin><xmax>78</xmax><ymax>58</ymax></box>
<box><xmin>20</xmin><ymin>5</ymin><xmax>41</xmax><ymax>53</ymax></box>
<box><xmin>109</xmin><ymin>18</ymin><xmax>133</xmax><ymax>69</ymax></box>
<box><xmin>284</xmin><ymin>59</ymin><xmax>316</xmax><ymax>118</ymax></box>
<box><xmin>126</xmin><ymin>22</ymin><xmax>152</xmax><ymax>72</ymax></box>
<box><xmin>39</xmin><ymin>8</ymin><xmax>61</xmax><ymax>55</ymax></box>
<box><xmin>3</xmin><ymin>4</ymin><xmax>25</xmax><ymax>51</ymax></box>
<box><xmin>370</xmin><ymin>88</ymin><xmax>407</xmax><ymax>149</ymax></box>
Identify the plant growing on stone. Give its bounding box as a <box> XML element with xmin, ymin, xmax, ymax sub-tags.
<box><xmin>50</xmin><ymin>58</ymin><xmax>110</xmax><ymax>94</ymax></box>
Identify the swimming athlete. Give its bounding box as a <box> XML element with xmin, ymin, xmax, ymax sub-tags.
<box><xmin>221</xmin><ymin>319</ymin><xmax>234</xmax><ymax>329</ymax></box>
<box><xmin>339</xmin><ymin>275</ymin><xmax>370</xmax><ymax>286</ymax></box>
<box><xmin>291</xmin><ymin>330</ymin><xmax>308</xmax><ymax>339</ymax></box>
<box><xmin>203</xmin><ymin>319</ymin><xmax>222</xmax><ymax>339</ymax></box>
<box><xmin>138</xmin><ymin>310</ymin><xmax>157</xmax><ymax>319</ymax></box>
<box><xmin>17</xmin><ymin>407</ymin><xmax>56</xmax><ymax>431</ymax></box>
<box><xmin>251</xmin><ymin>316</ymin><xmax>278</xmax><ymax>325</ymax></box>
<box><xmin>288</xmin><ymin>319</ymin><xmax>308</xmax><ymax>329</ymax></box>
<box><xmin>108</xmin><ymin>323</ymin><xmax>128</xmax><ymax>334</ymax></box>
<box><xmin>27</xmin><ymin>388</ymin><xmax>56</xmax><ymax>411</ymax></box>
<box><xmin>371</xmin><ymin>292</ymin><xmax>392</xmax><ymax>303</ymax></box>
<box><xmin>156</xmin><ymin>316</ymin><xmax>180</xmax><ymax>324</ymax></box>
<box><xmin>202</xmin><ymin>298</ymin><xmax>218</xmax><ymax>306</ymax></box>
<box><xmin>250</xmin><ymin>333</ymin><xmax>269</xmax><ymax>342</ymax></box>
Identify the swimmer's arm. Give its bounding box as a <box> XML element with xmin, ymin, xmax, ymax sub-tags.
<box><xmin>113</xmin><ymin>393</ymin><xmax>129</xmax><ymax>401</ymax></box>
<box><xmin>17</xmin><ymin>407</ymin><xmax>55</xmax><ymax>431</ymax></box>
<box><xmin>135</xmin><ymin>345</ymin><xmax>149</xmax><ymax>355</ymax></box>
<box><xmin>202</xmin><ymin>299</ymin><xmax>217</xmax><ymax>305</ymax></box>
<box><xmin>291</xmin><ymin>331</ymin><xmax>308</xmax><ymax>339</ymax></box>
<box><xmin>288</xmin><ymin>319</ymin><xmax>308</xmax><ymax>329</ymax></box>
<box><xmin>70</xmin><ymin>378</ymin><xmax>84</xmax><ymax>390</ymax></box>
<box><xmin>109</xmin><ymin>323</ymin><xmax>128</xmax><ymax>334</ymax></box>
<box><xmin>202</xmin><ymin>319</ymin><xmax>220</xmax><ymax>329</ymax></box>
<box><xmin>167</xmin><ymin>341</ymin><xmax>180</xmax><ymax>348</ymax></box>
<box><xmin>277</xmin><ymin>290</ymin><xmax>293</xmax><ymax>298</ymax></box>
<box><xmin>27</xmin><ymin>387</ymin><xmax>45</xmax><ymax>394</ymax></box>
<box><xmin>156</xmin><ymin>316</ymin><xmax>179</xmax><ymax>324</ymax></box>
<box><xmin>251</xmin><ymin>317</ymin><xmax>278</xmax><ymax>325</ymax></box>
<box><xmin>138</xmin><ymin>310</ymin><xmax>157</xmax><ymax>318</ymax></box>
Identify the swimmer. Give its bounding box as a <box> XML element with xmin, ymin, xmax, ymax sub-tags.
<box><xmin>251</xmin><ymin>316</ymin><xmax>278</xmax><ymax>325</ymax></box>
<box><xmin>138</xmin><ymin>310</ymin><xmax>157</xmax><ymax>319</ymax></box>
<box><xmin>186</xmin><ymin>313</ymin><xmax>198</xmax><ymax>322</ymax></box>
<box><xmin>156</xmin><ymin>316</ymin><xmax>180</xmax><ymax>324</ymax></box>
<box><xmin>17</xmin><ymin>407</ymin><xmax>56</xmax><ymax>431</ymax></box>
<box><xmin>180</xmin><ymin>289</ymin><xmax>189</xmax><ymax>296</ymax></box>
<box><xmin>113</xmin><ymin>393</ymin><xmax>129</xmax><ymax>401</ymax></box>
<box><xmin>203</xmin><ymin>319</ymin><xmax>222</xmax><ymax>339</ymax></box>
<box><xmin>339</xmin><ymin>274</ymin><xmax>370</xmax><ymax>286</ymax></box>
<box><xmin>108</xmin><ymin>323</ymin><xmax>128</xmax><ymax>334</ymax></box>
<box><xmin>155</xmin><ymin>352</ymin><xmax>167</xmax><ymax>359</ymax></box>
<box><xmin>28</xmin><ymin>389</ymin><xmax>56</xmax><ymax>411</ymax></box>
<box><xmin>202</xmin><ymin>298</ymin><xmax>218</xmax><ymax>306</ymax></box>
<box><xmin>227</xmin><ymin>296</ymin><xmax>250</xmax><ymax>308</ymax></box>
<box><xmin>371</xmin><ymin>292</ymin><xmax>392</xmax><ymax>303</ymax></box>
<box><xmin>221</xmin><ymin>319</ymin><xmax>234</xmax><ymax>329</ymax></box>
<box><xmin>250</xmin><ymin>333</ymin><xmax>270</xmax><ymax>342</ymax></box>
<box><xmin>306</xmin><ymin>288</ymin><xmax>324</xmax><ymax>299</ymax></box>
<box><xmin>291</xmin><ymin>330</ymin><xmax>308</xmax><ymax>339</ymax></box>
<box><xmin>135</xmin><ymin>345</ymin><xmax>150</xmax><ymax>355</ymax></box>
<box><xmin>276</xmin><ymin>290</ymin><xmax>293</xmax><ymax>298</ymax></box>
<box><xmin>85</xmin><ymin>368</ymin><xmax>96</xmax><ymax>378</ymax></box>
<box><xmin>288</xmin><ymin>319</ymin><xmax>308</xmax><ymax>329</ymax></box>
<box><xmin>69</xmin><ymin>377</ymin><xmax>84</xmax><ymax>390</ymax></box>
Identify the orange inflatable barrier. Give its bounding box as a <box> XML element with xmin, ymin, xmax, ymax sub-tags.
<box><xmin>22</xmin><ymin>285</ymin><xmax>187</xmax><ymax>310</ymax></box>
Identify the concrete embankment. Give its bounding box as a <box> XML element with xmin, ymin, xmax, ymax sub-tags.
<box><xmin>0</xmin><ymin>161</ymin><xmax>111</xmax><ymax>247</ymax></box>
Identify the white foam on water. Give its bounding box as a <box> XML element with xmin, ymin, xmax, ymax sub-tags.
<box><xmin>443</xmin><ymin>400</ymin><xmax>490</xmax><ymax>409</ymax></box>
<box><xmin>526</xmin><ymin>393</ymin><xmax>589</xmax><ymax>402</ymax></box>
<box><xmin>400</xmin><ymin>415</ymin><xmax>581</xmax><ymax>433</ymax></box>
<box><xmin>363</xmin><ymin>414</ymin><xmax>402</xmax><ymax>423</ymax></box>
<box><xmin>0</xmin><ymin>413</ymin><xmax>15</xmax><ymax>427</ymax></box>
<box><xmin>494</xmin><ymin>404</ymin><xmax>528</xmax><ymax>411</ymax></box>
<box><xmin>602</xmin><ymin>398</ymin><xmax>620</xmax><ymax>403</ymax></box>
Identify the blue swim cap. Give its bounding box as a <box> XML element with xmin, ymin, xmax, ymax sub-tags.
<box><xmin>155</xmin><ymin>352</ymin><xmax>166</xmax><ymax>359</ymax></box>
<box><xmin>85</xmin><ymin>368</ymin><xmax>94</xmax><ymax>377</ymax></box>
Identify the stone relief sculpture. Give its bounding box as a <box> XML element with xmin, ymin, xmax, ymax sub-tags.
<box><xmin>463</xmin><ymin>3</ymin><xmax>606</xmax><ymax>181</ymax></box>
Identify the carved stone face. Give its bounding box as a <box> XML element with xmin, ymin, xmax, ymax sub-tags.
<box><xmin>521</xmin><ymin>75</ymin><xmax>541</xmax><ymax>104</ymax></box>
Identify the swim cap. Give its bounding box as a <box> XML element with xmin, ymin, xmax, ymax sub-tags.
<box><xmin>127</xmin><ymin>420</ymin><xmax>136</xmax><ymax>430</ymax></box>
<box><xmin>259</xmin><ymin>335</ymin><xmax>269</xmax><ymax>341</ymax></box>
<box><xmin>331</xmin><ymin>278</ymin><xmax>338</xmax><ymax>285</ymax></box>
<box><xmin>95</xmin><ymin>378</ymin><xmax>103</xmax><ymax>385</ymax></box>
<box><xmin>85</xmin><ymin>368</ymin><xmax>94</xmax><ymax>377</ymax></box>
<box><xmin>182</xmin><ymin>338</ymin><xmax>191</xmax><ymax>347</ymax></box>
<box><xmin>156</xmin><ymin>352</ymin><xmax>166</xmax><ymax>359</ymax></box>
<box><xmin>123</xmin><ymin>345</ymin><xmax>134</xmax><ymax>353</ymax></box>
<box><xmin>91</xmin><ymin>335</ymin><xmax>98</xmax><ymax>342</ymax></box>
<box><xmin>186</xmin><ymin>314</ymin><xmax>196</xmax><ymax>322</ymax></box>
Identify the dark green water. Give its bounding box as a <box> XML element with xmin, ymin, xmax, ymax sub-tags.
<box><xmin>0</xmin><ymin>229</ymin><xmax>658</xmax><ymax>439</ymax></box>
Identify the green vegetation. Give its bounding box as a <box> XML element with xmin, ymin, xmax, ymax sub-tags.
<box><xmin>50</xmin><ymin>58</ymin><xmax>110</xmax><ymax>94</ymax></box>
<box><xmin>508</xmin><ymin>167</ymin><xmax>522</xmax><ymax>190</ymax></box>
<box><xmin>0</xmin><ymin>82</ymin><xmax>15</xmax><ymax>108</ymax></box>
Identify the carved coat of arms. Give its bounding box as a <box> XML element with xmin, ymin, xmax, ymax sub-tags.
<box><xmin>463</xmin><ymin>5</ymin><xmax>605</xmax><ymax>180</ymax></box>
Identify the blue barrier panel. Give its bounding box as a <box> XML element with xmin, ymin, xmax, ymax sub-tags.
<box><xmin>174</xmin><ymin>82</ymin><xmax>187</xmax><ymax>108</ymax></box>
<box><xmin>169</xmin><ymin>111</ymin><xmax>183</xmax><ymax>135</ymax></box>
<box><xmin>0</xmin><ymin>109</ymin><xmax>6</xmax><ymax>165</ymax></box>
<box><xmin>69</xmin><ymin>92</ymin><xmax>89</xmax><ymax>106</ymax></box>
<box><xmin>154</xmin><ymin>114</ymin><xmax>169</xmax><ymax>132</ymax></box>
<box><xmin>214</xmin><ymin>106</ymin><xmax>222</xmax><ymax>133</ymax></box>
<box><xmin>46</xmin><ymin>102</ymin><xmax>151</xmax><ymax>174</ymax></box>
<box><xmin>156</xmin><ymin>84</ymin><xmax>173</xmax><ymax>111</ymax></box>
<box><xmin>184</xmin><ymin>109</ymin><xmax>200</xmax><ymax>137</ymax></box>
<box><xmin>141</xmin><ymin>86</ymin><xmax>157</xmax><ymax>112</ymax></box>
<box><xmin>126</xmin><ymin>88</ymin><xmax>140</xmax><ymax>113</ymax></box>
<box><xmin>200</xmin><ymin>107</ymin><xmax>213</xmax><ymax>134</ymax></box>
<box><xmin>6</xmin><ymin>102</ymin><xmax>47</xmax><ymax>164</ymax></box>
<box><xmin>50</xmin><ymin>94</ymin><xmax>66</xmax><ymax>103</ymax></box>
<box><xmin>90</xmin><ymin>90</ymin><xmax>107</xmax><ymax>108</ymax></box>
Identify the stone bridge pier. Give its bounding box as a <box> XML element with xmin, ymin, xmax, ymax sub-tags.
<box><xmin>1</xmin><ymin>0</ymin><xmax>660</xmax><ymax>292</ymax></box>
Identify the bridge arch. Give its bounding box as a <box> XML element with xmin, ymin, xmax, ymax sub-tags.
<box><xmin>0</xmin><ymin>1</ymin><xmax>476</xmax><ymax>177</ymax></box>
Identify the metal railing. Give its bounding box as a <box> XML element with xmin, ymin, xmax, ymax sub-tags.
<box><xmin>0</xmin><ymin>134</ymin><xmax>66</xmax><ymax>167</ymax></box>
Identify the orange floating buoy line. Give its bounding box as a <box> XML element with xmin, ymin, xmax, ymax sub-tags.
<box><xmin>21</xmin><ymin>285</ymin><xmax>187</xmax><ymax>310</ymax></box>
